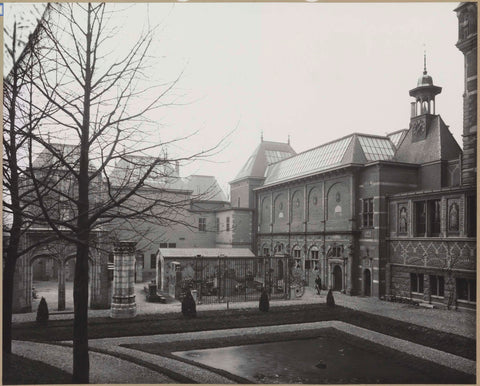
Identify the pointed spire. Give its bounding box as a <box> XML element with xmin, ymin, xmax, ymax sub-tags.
<box><xmin>288</xmin><ymin>134</ymin><xmax>290</xmax><ymax>145</ymax></box>
<box><xmin>423</xmin><ymin>45</ymin><xmax>427</xmax><ymax>75</ymax></box>
<box><xmin>261</xmin><ymin>130</ymin><xmax>263</xmax><ymax>142</ymax></box>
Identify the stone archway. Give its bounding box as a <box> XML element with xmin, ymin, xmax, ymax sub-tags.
<box><xmin>332</xmin><ymin>265</ymin><xmax>343</xmax><ymax>291</ymax></box>
<box><xmin>29</xmin><ymin>255</ymin><xmax>61</xmax><ymax>311</ymax></box>
<box><xmin>363</xmin><ymin>269</ymin><xmax>372</xmax><ymax>297</ymax></box>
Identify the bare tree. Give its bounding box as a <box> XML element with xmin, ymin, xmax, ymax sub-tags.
<box><xmin>2</xmin><ymin>4</ymin><xmax>58</xmax><ymax>355</ymax></box>
<box><xmin>23</xmin><ymin>3</ymin><xmax>226</xmax><ymax>383</ymax></box>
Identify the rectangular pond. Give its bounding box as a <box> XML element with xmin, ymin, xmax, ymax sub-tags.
<box><xmin>173</xmin><ymin>334</ymin><xmax>473</xmax><ymax>384</ymax></box>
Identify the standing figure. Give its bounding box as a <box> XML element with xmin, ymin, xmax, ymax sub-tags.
<box><xmin>315</xmin><ymin>275</ymin><xmax>322</xmax><ymax>295</ymax></box>
<box><xmin>326</xmin><ymin>289</ymin><xmax>335</xmax><ymax>308</ymax></box>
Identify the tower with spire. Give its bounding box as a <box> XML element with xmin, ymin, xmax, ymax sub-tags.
<box><xmin>408</xmin><ymin>52</ymin><xmax>442</xmax><ymax>142</ymax></box>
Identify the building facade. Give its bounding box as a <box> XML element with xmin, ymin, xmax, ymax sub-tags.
<box><xmin>385</xmin><ymin>2</ymin><xmax>477</xmax><ymax>309</ymax></box>
<box><xmin>229</xmin><ymin>3</ymin><xmax>477</xmax><ymax>305</ymax></box>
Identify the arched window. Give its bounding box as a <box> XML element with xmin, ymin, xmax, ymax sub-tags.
<box><xmin>306</xmin><ymin>246</ymin><xmax>319</xmax><ymax>270</ymax></box>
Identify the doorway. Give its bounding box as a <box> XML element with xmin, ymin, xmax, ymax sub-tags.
<box><xmin>332</xmin><ymin>265</ymin><xmax>342</xmax><ymax>291</ymax></box>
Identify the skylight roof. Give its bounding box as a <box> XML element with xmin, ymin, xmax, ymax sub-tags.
<box><xmin>264</xmin><ymin>136</ymin><xmax>352</xmax><ymax>185</ymax></box>
<box><xmin>358</xmin><ymin>136</ymin><xmax>395</xmax><ymax>161</ymax></box>
<box><xmin>265</xmin><ymin>150</ymin><xmax>294</xmax><ymax>165</ymax></box>
<box><xmin>388</xmin><ymin>130</ymin><xmax>407</xmax><ymax>148</ymax></box>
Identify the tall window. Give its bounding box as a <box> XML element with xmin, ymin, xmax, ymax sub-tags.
<box><xmin>467</xmin><ymin>195</ymin><xmax>476</xmax><ymax>237</ymax></box>
<box><xmin>226</xmin><ymin>217</ymin><xmax>230</xmax><ymax>231</ymax></box>
<box><xmin>362</xmin><ymin>198</ymin><xmax>374</xmax><ymax>227</ymax></box>
<box><xmin>150</xmin><ymin>254</ymin><xmax>156</xmax><ymax>269</ymax></box>
<box><xmin>429</xmin><ymin>275</ymin><xmax>444</xmax><ymax>297</ymax></box>
<box><xmin>293</xmin><ymin>247</ymin><xmax>301</xmax><ymax>268</ymax></box>
<box><xmin>428</xmin><ymin>200</ymin><xmax>441</xmax><ymax>237</ymax></box>
<box><xmin>198</xmin><ymin>217</ymin><xmax>206</xmax><ymax>232</ymax></box>
<box><xmin>456</xmin><ymin>278</ymin><xmax>476</xmax><ymax>302</ymax></box>
<box><xmin>216</xmin><ymin>218</ymin><xmax>220</xmax><ymax>232</ymax></box>
<box><xmin>410</xmin><ymin>273</ymin><xmax>424</xmax><ymax>293</ymax></box>
<box><xmin>415</xmin><ymin>200</ymin><xmax>441</xmax><ymax>237</ymax></box>
<box><xmin>263</xmin><ymin>248</ymin><xmax>269</xmax><ymax>257</ymax></box>
<box><xmin>415</xmin><ymin>202</ymin><xmax>426</xmax><ymax>236</ymax></box>
<box><xmin>311</xmin><ymin>249</ymin><xmax>319</xmax><ymax>271</ymax></box>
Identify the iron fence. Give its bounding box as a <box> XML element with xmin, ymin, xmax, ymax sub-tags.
<box><xmin>179</xmin><ymin>255</ymin><xmax>292</xmax><ymax>304</ymax></box>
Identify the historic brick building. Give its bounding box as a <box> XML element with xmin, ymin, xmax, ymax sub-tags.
<box><xmin>230</xmin><ymin>3</ymin><xmax>477</xmax><ymax>305</ymax></box>
<box><xmin>386</xmin><ymin>2</ymin><xmax>477</xmax><ymax>309</ymax></box>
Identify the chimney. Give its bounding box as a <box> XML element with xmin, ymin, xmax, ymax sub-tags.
<box><xmin>410</xmin><ymin>102</ymin><xmax>417</xmax><ymax>118</ymax></box>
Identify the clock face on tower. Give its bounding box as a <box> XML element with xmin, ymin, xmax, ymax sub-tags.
<box><xmin>410</xmin><ymin>118</ymin><xmax>427</xmax><ymax>142</ymax></box>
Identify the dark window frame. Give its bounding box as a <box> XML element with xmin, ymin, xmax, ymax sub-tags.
<box><xmin>198</xmin><ymin>217</ymin><xmax>207</xmax><ymax>232</ymax></box>
<box><xmin>429</xmin><ymin>275</ymin><xmax>444</xmax><ymax>297</ymax></box>
<box><xmin>467</xmin><ymin>195</ymin><xmax>476</xmax><ymax>237</ymax></box>
<box><xmin>456</xmin><ymin>278</ymin><xmax>476</xmax><ymax>302</ymax></box>
<box><xmin>410</xmin><ymin>272</ymin><xmax>424</xmax><ymax>294</ymax></box>
<box><xmin>150</xmin><ymin>254</ymin><xmax>156</xmax><ymax>269</ymax></box>
<box><xmin>362</xmin><ymin>198</ymin><xmax>374</xmax><ymax>228</ymax></box>
<box><xmin>226</xmin><ymin>216</ymin><xmax>230</xmax><ymax>231</ymax></box>
<box><xmin>414</xmin><ymin>199</ymin><xmax>441</xmax><ymax>237</ymax></box>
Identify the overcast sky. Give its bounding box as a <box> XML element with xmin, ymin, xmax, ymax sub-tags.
<box><xmin>4</xmin><ymin>2</ymin><xmax>464</xmax><ymax>197</ymax></box>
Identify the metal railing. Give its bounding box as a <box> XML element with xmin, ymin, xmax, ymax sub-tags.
<box><xmin>179</xmin><ymin>255</ymin><xmax>291</xmax><ymax>304</ymax></box>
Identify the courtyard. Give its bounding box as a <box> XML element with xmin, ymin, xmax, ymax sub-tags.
<box><xmin>6</xmin><ymin>287</ymin><xmax>476</xmax><ymax>384</ymax></box>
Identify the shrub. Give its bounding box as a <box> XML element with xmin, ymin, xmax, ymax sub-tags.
<box><xmin>181</xmin><ymin>290</ymin><xmax>196</xmax><ymax>318</ymax></box>
<box><xmin>326</xmin><ymin>289</ymin><xmax>335</xmax><ymax>308</ymax></box>
<box><xmin>36</xmin><ymin>297</ymin><xmax>49</xmax><ymax>324</ymax></box>
<box><xmin>259</xmin><ymin>289</ymin><xmax>269</xmax><ymax>312</ymax></box>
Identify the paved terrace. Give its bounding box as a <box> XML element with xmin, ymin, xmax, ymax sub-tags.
<box><xmin>13</xmin><ymin>284</ymin><xmax>476</xmax><ymax>339</ymax></box>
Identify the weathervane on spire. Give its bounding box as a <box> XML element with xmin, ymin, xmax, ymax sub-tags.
<box><xmin>423</xmin><ymin>44</ymin><xmax>427</xmax><ymax>75</ymax></box>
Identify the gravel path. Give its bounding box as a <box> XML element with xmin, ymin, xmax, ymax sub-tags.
<box><xmin>12</xmin><ymin>340</ymin><xmax>175</xmax><ymax>384</ymax></box>
<box><xmin>13</xmin><ymin>285</ymin><xmax>476</xmax><ymax>339</ymax></box>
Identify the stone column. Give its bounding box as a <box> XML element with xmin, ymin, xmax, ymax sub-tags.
<box><xmin>110</xmin><ymin>241</ymin><xmax>137</xmax><ymax>318</ymax></box>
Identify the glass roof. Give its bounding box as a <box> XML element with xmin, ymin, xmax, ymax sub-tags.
<box><xmin>388</xmin><ymin>131</ymin><xmax>406</xmax><ymax>148</ymax></box>
<box><xmin>358</xmin><ymin>136</ymin><xmax>395</xmax><ymax>161</ymax></box>
<box><xmin>264</xmin><ymin>137</ymin><xmax>352</xmax><ymax>185</ymax></box>
<box><xmin>265</xmin><ymin>150</ymin><xmax>294</xmax><ymax>165</ymax></box>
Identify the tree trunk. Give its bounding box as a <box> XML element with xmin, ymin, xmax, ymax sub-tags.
<box><xmin>3</xmin><ymin>255</ymin><xmax>17</xmax><ymax>354</ymax></box>
<box><xmin>72</xmin><ymin>5</ymin><xmax>93</xmax><ymax>382</ymax></box>
<box><xmin>72</xmin><ymin>241</ymin><xmax>90</xmax><ymax>383</ymax></box>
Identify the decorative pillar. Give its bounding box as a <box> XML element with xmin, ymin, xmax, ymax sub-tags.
<box><xmin>110</xmin><ymin>241</ymin><xmax>137</xmax><ymax>318</ymax></box>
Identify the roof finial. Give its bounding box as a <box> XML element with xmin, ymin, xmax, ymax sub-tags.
<box><xmin>423</xmin><ymin>45</ymin><xmax>427</xmax><ymax>75</ymax></box>
<box><xmin>261</xmin><ymin>130</ymin><xmax>263</xmax><ymax>142</ymax></box>
<box><xmin>288</xmin><ymin>134</ymin><xmax>290</xmax><ymax>145</ymax></box>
